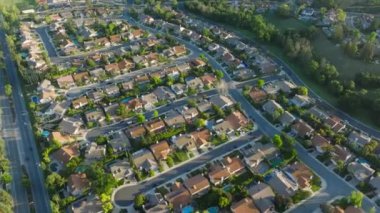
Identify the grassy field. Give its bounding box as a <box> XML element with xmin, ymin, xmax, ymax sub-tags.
<box><xmin>264</xmin><ymin>14</ymin><xmax>309</xmax><ymax>31</ymax></box>
<box><xmin>312</xmin><ymin>32</ymin><xmax>380</xmax><ymax>80</ymax></box>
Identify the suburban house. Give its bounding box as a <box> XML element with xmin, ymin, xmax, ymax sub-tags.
<box><xmin>143</xmin><ymin>193</ymin><xmax>169</xmax><ymax>213</ymax></box>
<box><xmin>150</xmin><ymin>141</ymin><xmax>171</xmax><ymax>161</ymax></box>
<box><xmin>108</xmin><ymin>160</ymin><xmax>133</xmax><ymax>181</ymax></box>
<box><xmin>186</xmin><ymin>77</ymin><xmax>204</xmax><ymax>90</ymax></box>
<box><xmin>49</xmin><ymin>131</ymin><xmax>75</xmax><ymax>145</ymax></box>
<box><xmin>348</xmin><ymin>131</ymin><xmax>371</xmax><ymax>150</ymax></box>
<box><xmin>279</xmin><ymin>111</ymin><xmax>296</xmax><ymax>127</ymax></box>
<box><xmin>324</xmin><ymin>116</ymin><xmax>346</xmax><ymax>133</ymax></box>
<box><xmin>285</xmin><ymin>162</ymin><xmax>313</xmax><ymax>190</ymax></box>
<box><xmin>141</xmin><ymin>93</ymin><xmax>159</xmax><ymax>110</ymax></box>
<box><xmin>209</xmin><ymin>95</ymin><xmax>234</xmax><ymax>109</ymax></box>
<box><xmin>132</xmin><ymin>149</ymin><xmax>158</xmax><ymax>172</ymax></box>
<box><xmin>145</xmin><ymin>119</ymin><xmax>166</xmax><ymax>134</ymax></box>
<box><xmin>190</xmin><ymin>129</ymin><xmax>211</xmax><ymax>149</ymax></box>
<box><xmin>249</xmin><ymin>87</ymin><xmax>267</xmax><ymax>104</ymax></box>
<box><xmin>104</xmin><ymin>85</ymin><xmax>120</xmax><ymax>97</ymax></box>
<box><xmin>85</xmin><ymin>109</ymin><xmax>105</xmax><ymax>123</ymax></box>
<box><xmin>262</xmin><ymin>100</ymin><xmax>283</xmax><ymax>117</ymax></box>
<box><xmin>311</xmin><ymin>134</ymin><xmax>331</xmax><ymax>153</ymax></box>
<box><xmin>331</xmin><ymin>145</ymin><xmax>353</xmax><ymax>165</ymax></box>
<box><xmin>59</xmin><ymin>118</ymin><xmax>83</xmax><ymax>135</ymax></box>
<box><xmin>108</xmin><ymin>131</ymin><xmax>131</xmax><ymax>153</ymax></box>
<box><xmin>172</xmin><ymin>134</ymin><xmax>197</xmax><ymax>152</ymax></box>
<box><xmin>241</xmin><ymin>143</ymin><xmax>279</xmax><ymax>174</ymax></box>
<box><xmin>126</xmin><ymin>125</ymin><xmax>147</xmax><ymax>140</ymax></box>
<box><xmin>72</xmin><ymin>96</ymin><xmax>89</xmax><ymax>109</ymax></box>
<box><xmin>153</xmin><ymin>86</ymin><xmax>176</xmax><ymax>101</ymax></box>
<box><xmin>164</xmin><ymin>183</ymin><xmax>191</xmax><ymax>212</ymax></box>
<box><xmin>248</xmin><ymin>183</ymin><xmax>275</xmax><ymax>213</ymax></box>
<box><xmin>72</xmin><ymin>72</ymin><xmax>90</xmax><ymax>85</ymax></box>
<box><xmin>70</xmin><ymin>196</ymin><xmax>102</xmax><ymax>213</ymax></box>
<box><xmin>369</xmin><ymin>176</ymin><xmax>380</xmax><ymax>196</ymax></box>
<box><xmin>181</xmin><ymin>107</ymin><xmax>199</xmax><ymax>122</ymax></box>
<box><xmin>308</xmin><ymin>106</ymin><xmax>329</xmax><ymax>120</ymax></box>
<box><xmin>275</xmin><ymin>80</ymin><xmax>297</xmax><ymax>94</ymax></box>
<box><xmin>50</xmin><ymin>144</ymin><xmax>80</xmax><ymax>169</ymax></box>
<box><xmin>183</xmin><ymin>174</ymin><xmax>210</xmax><ymax>197</ymax></box>
<box><xmin>291</xmin><ymin>120</ymin><xmax>314</xmax><ymax>138</ymax></box>
<box><xmin>267</xmin><ymin>170</ymin><xmax>299</xmax><ymax>197</ymax></box>
<box><xmin>67</xmin><ymin>173</ymin><xmax>90</xmax><ymax>196</ymax></box>
<box><xmin>56</xmin><ymin>75</ymin><xmax>75</xmax><ymax>89</ymax></box>
<box><xmin>347</xmin><ymin>161</ymin><xmax>375</xmax><ymax>181</ymax></box>
<box><xmin>290</xmin><ymin>95</ymin><xmax>313</xmax><ymax>108</ymax></box>
<box><xmin>231</xmin><ymin>198</ymin><xmax>260</xmax><ymax>213</ymax></box>
<box><xmin>85</xmin><ymin>142</ymin><xmax>106</xmax><ymax>162</ymax></box>
<box><xmin>164</xmin><ymin>110</ymin><xmax>186</xmax><ymax>127</ymax></box>
<box><xmin>208</xmin><ymin>157</ymin><xmax>245</xmax><ymax>185</ymax></box>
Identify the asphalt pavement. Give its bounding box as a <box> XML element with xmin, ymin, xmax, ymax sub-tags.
<box><xmin>0</xmin><ymin>29</ymin><xmax>51</xmax><ymax>213</ymax></box>
<box><xmin>0</xmin><ymin>69</ymin><xmax>29</xmax><ymax>213</ymax></box>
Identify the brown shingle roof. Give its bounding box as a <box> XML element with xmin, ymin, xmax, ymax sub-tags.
<box><xmin>150</xmin><ymin>141</ymin><xmax>171</xmax><ymax>161</ymax></box>
<box><xmin>183</xmin><ymin>174</ymin><xmax>210</xmax><ymax>196</ymax></box>
<box><xmin>231</xmin><ymin>198</ymin><xmax>260</xmax><ymax>213</ymax></box>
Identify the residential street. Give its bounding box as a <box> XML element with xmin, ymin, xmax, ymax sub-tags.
<box><xmin>0</xmin><ymin>28</ymin><xmax>51</xmax><ymax>213</ymax></box>
<box><xmin>112</xmin><ymin>131</ymin><xmax>263</xmax><ymax>207</ymax></box>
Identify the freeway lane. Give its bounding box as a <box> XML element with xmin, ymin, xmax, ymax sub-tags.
<box><xmin>112</xmin><ymin>131</ymin><xmax>263</xmax><ymax>207</ymax></box>
<box><xmin>0</xmin><ymin>68</ymin><xmax>29</xmax><ymax>213</ymax></box>
<box><xmin>0</xmin><ymin>29</ymin><xmax>51</xmax><ymax>212</ymax></box>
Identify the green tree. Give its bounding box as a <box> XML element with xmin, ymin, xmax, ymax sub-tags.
<box><xmin>257</xmin><ymin>79</ymin><xmax>265</xmax><ymax>89</ymax></box>
<box><xmin>349</xmin><ymin>191</ymin><xmax>364</xmax><ymax>207</ymax></box>
<box><xmin>166</xmin><ymin>156</ymin><xmax>174</xmax><ymax>167</ymax></box>
<box><xmin>297</xmin><ymin>86</ymin><xmax>308</xmax><ymax>96</ymax></box>
<box><xmin>4</xmin><ymin>84</ymin><xmax>12</xmax><ymax>97</ymax></box>
<box><xmin>272</xmin><ymin>134</ymin><xmax>283</xmax><ymax>148</ymax></box>
<box><xmin>336</xmin><ymin>9</ymin><xmax>347</xmax><ymax>22</ymax></box>
<box><xmin>214</xmin><ymin>69</ymin><xmax>224</xmax><ymax>80</ymax></box>
<box><xmin>218</xmin><ymin>196</ymin><xmax>230</xmax><ymax>208</ymax></box>
<box><xmin>136</xmin><ymin>113</ymin><xmax>146</xmax><ymax>124</ymax></box>
<box><xmin>134</xmin><ymin>194</ymin><xmax>146</xmax><ymax>209</ymax></box>
<box><xmin>153</xmin><ymin>110</ymin><xmax>159</xmax><ymax>118</ymax></box>
<box><xmin>46</xmin><ymin>173</ymin><xmax>66</xmax><ymax>192</ymax></box>
<box><xmin>195</xmin><ymin>118</ymin><xmax>206</xmax><ymax>128</ymax></box>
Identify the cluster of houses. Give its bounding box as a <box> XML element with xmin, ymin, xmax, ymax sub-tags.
<box><xmin>141</xmin><ymin>140</ymin><xmax>316</xmax><ymax>213</ymax></box>
<box><xmin>140</xmin><ymin>9</ymin><xmax>278</xmax><ymax>81</ymax></box>
<box><xmin>248</xmin><ymin>78</ymin><xmax>380</xmax><ymax>199</ymax></box>
<box><xmin>20</xmin><ymin>23</ymin><xmax>49</xmax><ymax>73</ymax></box>
<box><xmin>49</xmin><ymin>18</ymin><xmax>140</xmax><ymax>55</ymax></box>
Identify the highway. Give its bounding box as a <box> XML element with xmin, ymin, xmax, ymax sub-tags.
<box><xmin>0</xmin><ymin>68</ymin><xmax>29</xmax><ymax>212</ymax></box>
<box><xmin>112</xmin><ymin>132</ymin><xmax>263</xmax><ymax>207</ymax></box>
<box><xmin>0</xmin><ymin>29</ymin><xmax>51</xmax><ymax>212</ymax></box>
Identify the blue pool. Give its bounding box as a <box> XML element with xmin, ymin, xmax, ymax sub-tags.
<box><xmin>31</xmin><ymin>96</ymin><xmax>40</xmax><ymax>104</ymax></box>
<box><xmin>121</xmin><ymin>97</ymin><xmax>133</xmax><ymax>103</ymax></box>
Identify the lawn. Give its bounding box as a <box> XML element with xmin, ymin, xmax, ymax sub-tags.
<box><xmin>263</xmin><ymin>15</ymin><xmax>309</xmax><ymax>31</ymax></box>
